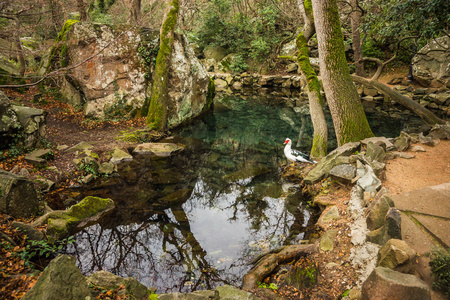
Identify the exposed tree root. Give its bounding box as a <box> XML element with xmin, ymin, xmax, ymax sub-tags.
<box><xmin>242</xmin><ymin>243</ymin><xmax>317</xmax><ymax>290</ymax></box>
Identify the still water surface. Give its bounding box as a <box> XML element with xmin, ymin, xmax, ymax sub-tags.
<box><xmin>63</xmin><ymin>93</ymin><xmax>422</xmax><ymax>292</ymax></box>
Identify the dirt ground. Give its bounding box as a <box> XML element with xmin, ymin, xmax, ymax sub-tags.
<box><xmin>384</xmin><ymin>140</ymin><xmax>450</xmax><ymax>194</ymax></box>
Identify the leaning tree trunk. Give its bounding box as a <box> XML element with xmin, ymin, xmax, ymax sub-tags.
<box><xmin>296</xmin><ymin>0</ymin><xmax>327</xmax><ymax>157</ymax></box>
<box><xmin>128</xmin><ymin>0</ymin><xmax>141</xmax><ymax>24</ymax></box>
<box><xmin>350</xmin><ymin>0</ymin><xmax>364</xmax><ymax>76</ymax></box>
<box><xmin>351</xmin><ymin>75</ymin><xmax>445</xmax><ymax>126</ymax></box>
<box><xmin>13</xmin><ymin>17</ymin><xmax>25</xmax><ymax>76</ymax></box>
<box><xmin>312</xmin><ymin>0</ymin><xmax>373</xmax><ymax>146</ymax></box>
<box><xmin>146</xmin><ymin>0</ymin><xmax>179</xmax><ymax>131</ymax></box>
<box><xmin>77</xmin><ymin>0</ymin><xmax>88</xmax><ymax>21</ymax></box>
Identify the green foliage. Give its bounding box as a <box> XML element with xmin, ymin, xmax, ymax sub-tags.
<box><xmin>194</xmin><ymin>0</ymin><xmax>289</xmax><ymax>70</ymax></box>
<box><xmin>229</xmin><ymin>55</ymin><xmax>248</xmax><ymax>74</ymax></box>
<box><xmin>429</xmin><ymin>248</ymin><xmax>450</xmax><ymax>296</ymax></box>
<box><xmin>17</xmin><ymin>236</ymin><xmax>75</xmax><ymax>268</ymax></box>
<box><xmin>257</xmin><ymin>282</ymin><xmax>278</xmax><ymax>291</ymax></box>
<box><xmin>138</xmin><ymin>45</ymin><xmax>159</xmax><ymax>80</ymax></box>
<box><xmin>78</xmin><ymin>161</ymin><xmax>99</xmax><ymax>178</ymax></box>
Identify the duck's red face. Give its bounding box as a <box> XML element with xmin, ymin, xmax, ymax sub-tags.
<box><xmin>284</xmin><ymin>138</ymin><xmax>291</xmax><ymax>144</ymax></box>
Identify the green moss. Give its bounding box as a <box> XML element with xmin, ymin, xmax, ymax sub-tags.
<box><xmin>67</xmin><ymin>196</ymin><xmax>113</xmax><ymax>220</ymax></box>
<box><xmin>146</xmin><ymin>0</ymin><xmax>179</xmax><ymax>130</ymax></box>
<box><xmin>206</xmin><ymin>77</ymin><xmax>215</xmax><ymax>108</ymax></box>
<box><xmin>296</xmin><ymin>33</ymin><xmax>322</xmax><ymax>104</ymax></box>
<box><xmin>311</xmin><ymin>134</ymin><xmax>327</xmax><ymax>157</ymax></box>
<box><xmin>56</xmin><ymin>19</ymin><xmax>79</xmax><ymax>42</ymax></box>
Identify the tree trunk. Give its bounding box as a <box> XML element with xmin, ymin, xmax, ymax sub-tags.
<box><xmin>296</xmin><ymin>0</ymin><xmax>328</xmax><ymax>157</ymax></box>
<box><xmin>128</xmin><ymin>0</ymin><xmax>141</xmax><ymax>24</ymax></box>
<box><xmin>77</xmin><ymin>0</ymin><xmax>88</xmax><ymax>21</ymax></box>
<box><xmin>13</xmin><ymin>17</ymin><xmax>25</xmax><ymax>76</ymax></box>
<box><xmin>146</xmin><ymin>0</ymin><xmax>179</xmax><ymax>131</ymax></box>
<box><xmin>351</xmin><ymin>75</ymin><xmax>445</xmax><ymax>126</ymax></box>
<box><xmin>312</xmin><ymin>0</ymin><xmax>373</xmax><ymax>146</ymax></box>
<box><xmin>48</xmin><ymin>0</ymin><xmax>63</xmax><ymax>35</ymax></box>
<box><xmin>350</xmin><ymin>0</ymin><xmax>364</xmax><ymax>76</ymax></box>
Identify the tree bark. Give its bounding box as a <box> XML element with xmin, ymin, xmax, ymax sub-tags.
<box><xmin>350</xmin><ymin>0</ymin><xmax>364</xmax><ymax>76</ymax></box>
<box><xmin>146</xmin><ymin>0</ymin><xmax>179</xmax><ymax>130</ymax></box>
<box><xmin>296</xmin><ymin>0</ymin><xmax>328</xmax><ymax>157</ymax></box>
<box><xmin>77</xmin><ymin>0</ymin><xmax>88</xmax><ymax>21</ymax></box>
<box><xmin>242</xmin><ymin>244</ymin><xmax>316</xmax><ymax>290</ymax></box>
<box><xmin>13</xmin><ymin>17</ymin><xmax>25</xmax><ymax>76</ymax></box>
<box><xmin>312</xmin><ymin>0</ymin><xmax>373</xmax><ymax>146</ymax></box>
<box><xmin>128</xmin><ymin>0</ymin><xmax>141</xmax><ymax>24</ymax></box>
<box><xmin>351</xmin><ymin>75</ymin><xmax>445</xmax><ymax>126</ymax></box>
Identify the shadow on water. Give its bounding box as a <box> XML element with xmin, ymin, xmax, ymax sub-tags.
<box><xmin>62</xmin><ymin>93</ymin><xmax>424</xmax><ymax>292</ymax></box>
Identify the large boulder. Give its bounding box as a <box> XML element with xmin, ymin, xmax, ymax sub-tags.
<box><xmin>377</xmin><ymin>239</ymin><xmax>416</xmax><ymax>274</ymax></box>
<box><xmin>33</xmin><ymin>196</ymin><xmax>115</xmax><ymax>241</ymax></box>
<box><xmin>361</xmin><ymin>267</ymin><xmax>430</xmax><ymax>300</ymax></box>
<box><xmin>412</xmin><ymin>36</ymin><xmax>450</xmax><ymax>88</ymax></box>
<box><xmin>22</xmin><ymin>255</ymin><xmax>92</xmax><ymax>300</ymax></box>
<box><xmin>0</xmin><ymin>169</ymin><xmax>39</xmax><ymax>218</ymax></box>
<box><xmin>45</xmin><ymin>21</ymin><xmax>213</xmax><ymax>128</ymax></box>
<box><xmin>0</xmin><ymin>91</ymin><xmax>47</xmax><ymax>149</ymax></box>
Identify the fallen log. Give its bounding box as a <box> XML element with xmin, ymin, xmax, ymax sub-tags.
<box><xmin>351</xmin><ymin>74</ymin><xmax>445</xmax><ymax>126</ymax></box>
<box><xmin>242</xmin><ymin>243</ymin><xmax>317</xmax><ymax>290</ymax></box>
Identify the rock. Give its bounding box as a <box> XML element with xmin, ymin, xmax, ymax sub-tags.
<box><xmin>412</xmin><ymin>35</ymin><xmax>449</xmax><ymax>88</ymax></box>
<box><xmin>366</xmin><ymin>195</ymin><xmax>394</xmax><ymax>231</ymax></box>
<box><xmin>410</xmin><ymin>145</ymin><xmax>425</xmax><ymax>152</ymax></box>
<box><xmin>65</xmin><ymin>141</ymin><xmax>94</xmax><ymax>153</ymax></box>
<box><xmin>304</xmin><ymin>142</ymin><xmax>360</xmax><ymax>184</ymax></box>
<box><xmin>320</xmin><ymin>230</ymin><xmax>338</xmax><ymax>252</ymax></box>
<box><xmin>365</xmin><ymin>142</ymin><xmax>386</xmax><ymax>163</ymax></box>
<box><xmin>357</xmin><ymin>165</ymin><xmax>381</xmax><ymax>192</ymax></box>
<box><xmin>280</xmin><ymin>39</ymin><xmax>297</xmax><ymax>56</ymax></box>
<box><xmin>377</xmin><ymin>239</ymin><xmax>416</xmax><ymax>274</ymax></box>
<box><xmin>45</xmin><ymin>196</ymin><xmax>114</xmax><ymax>241</ymax></box>
<box><xmin>329</xmin><ymin>164</ymin><xmax>356</xmax><ymax>183</ymax></box>
<box><xmin>110</xmin><ymin>147</ymin><xmax>133</xmax><ymax>164</ymax></box>
<box><xmin>25</xmin><ymin>149</ymin><xmax>54</xmax><ymax>165</ymax></box>
<box><xmin>418</xmin><ymin>132</ymin><xmax>435</xmax><ymax>146</ymax></box>
<box><xmin>18</xmin><ymin>168</ymin><xmax>30</xmax><ymax>177</ymax></box>
<box><xmin>0</xmin><ymin>169</ymin><xmax>39</xmax><ymax>218</ymax></box>
<box><xmin>387</xmin><ymin>76</ymin><xmax>403</xmax><ymax>85</ymax></box>
<box><xmin>87</xmin><ymin>271</ymin><xmax>149</xmax><ymax>300</ymax></box>
<box><xmin>22</xmin><ymin>255</ymin><xmax>92</xmax><ymax>300</ymax></box>
<box><xmin>286</xmin><ymin>63</ymin><xmax>298</xmax><ymax>73</ymax></box>
<box><xmin>361</xmin><ymin>137</ymin><xmax>396</xmax><ymax>151</ymax></box>
<box><xmin>34</xmin><ymin>178</ymin><xmax>55</xmax><ymax>193</ymax></box>
<box><xmin>80</xmin><ymin>174</ymin><xmax>94</xmax><ymax>184</ymax></box>
<box><xmin>363</xmin><ymin>87</ymin><xmax>378</xmax><ymax>97</ymax></box>
<box><xmin>393</xmin><ymin>152</ymin><xmax>415</xmax><ymax>159</ymax></box>
<box><xmin>133</xmin><ymin>143</ymin><xmax>185</xmax><ymax>157</ymax></box>
<box><xmin>204</xmin><ymin>45</ymin><xmax>228</xmax><ymax>62</ymax></box>
<box><xmin>214</xmin><ymin>78</ymin><xmax>229</xmax><ymax>91</ymax></box>
<box><xmin>394</xmin><ymin>132</ymin><xmax>410</xmax><ymax>151</ymax></box>
<box><xmin>428</xmin><ymin>123</ymin><xmax>450</xmax><ymax>140</ymax></box>
<box><xmin>361</xmin><ymin>267</ymin><xmax>430</xmax><ymax>300</ymax></box>
<box><xmin>321</xmin><ymin>206</ymin><xmax>340</xmax><ymax>223</ymax></box>
<box><xmin>216</xmin><ymin>285</ymin><xmax>259</xmax><ymax>300</ymax></box>
<box><xmin>12</xmin><ymin>221</ymin><xmax>45</xmax><ymax>241</ymax></box>
<box><xmin>98</xmin><ymin>162</ymin><xmax>115</xmax><ymax>175</ymax></box>
<box><xmin>367</xmin><ymin>208</ymin><xmax>402</xmax><ymax>245</ymax></box>
<box><xmin>56</xmin><ymin>144</ymin><xmax>69</xmax><ymax>151</ymax></box>
<box><xmin>232</xmin><ymin>81</ymin><xmax>243</xmax><ymax>89</ymax></box>
<box><xmin>0</xmin><ymin>91</ymin><xmax>46</xmax><ymax>149</ymax></box>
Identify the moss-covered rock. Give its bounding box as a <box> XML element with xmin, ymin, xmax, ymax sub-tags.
<box><xmin>46</xmin><ymin>196</ymin><xmax>114</xmax><ymax>242</ymax></box>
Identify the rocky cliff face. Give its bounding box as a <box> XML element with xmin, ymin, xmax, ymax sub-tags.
<box><xmin>46</xmin><ymin>21</ymin><xmax>213</xmax><ymax>128</ymax></box>
<box><xmin>413</xmin><ymin>36</ymin><xmax>450</xmax><ymax>88</ymax></box>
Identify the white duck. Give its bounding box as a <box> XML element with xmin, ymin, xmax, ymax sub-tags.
<box><xmin>283</xmin><ymin>138</ymin><xmax>317</xmax><ymax>165</ymax></box>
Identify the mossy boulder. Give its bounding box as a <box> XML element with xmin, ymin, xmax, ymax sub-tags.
<box><xmin>46</xmin><ymin>196</ymin><xmax>114</xmax><ymax>242</ymax></box>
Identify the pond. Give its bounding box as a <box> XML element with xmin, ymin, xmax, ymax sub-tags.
<box><xmin>62</xmin><ymin>92</ymin><xmax>424</xmax><ymax>293</ymax></box>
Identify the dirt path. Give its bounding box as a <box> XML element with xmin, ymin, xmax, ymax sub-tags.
<box><xmin>384</xmin><ymin>140</ymin><xmax>450</xmax><ymax>194</ymax></box>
